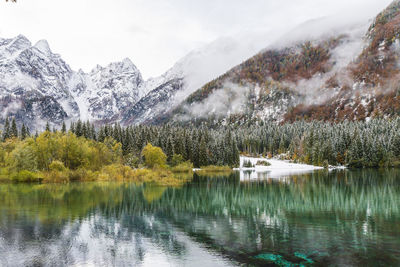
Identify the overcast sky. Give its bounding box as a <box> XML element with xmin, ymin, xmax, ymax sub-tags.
<box><xmin>0</xmin><ymin>0</ymin><xmax>393</xmax><ymax>79</ymax></box>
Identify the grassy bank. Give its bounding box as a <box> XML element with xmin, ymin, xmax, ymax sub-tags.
<box><xmin>195</xmin><ymin>165</ymin><xmax>233</xmax><ymax>177</ymax></box>
<box><xmin>0</xmin><ymin>165</ymin><xmax>192</xmax><ymax>186</ymax></box>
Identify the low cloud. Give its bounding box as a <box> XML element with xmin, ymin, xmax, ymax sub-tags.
<box><xmin>177</xmin><ymin>82</ymin><xmax>252</xmax><ymax>121</ymax></box>
<box><xmin>1</xmin><ymin>100</ymin><xmax>22</xmax><ymax>119</ymax></box>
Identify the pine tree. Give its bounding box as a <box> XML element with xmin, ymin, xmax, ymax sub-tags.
<box><xmin>82</xmin><ymin>122</ymin><xmax>87</xmax><ymax>138</ymax></box>
<box><xmin>10</xmin><ymin>118</ymin><xmax>18</xmax><ymax>138</ymax></box>
<box><xmin>90</xmin><ymin>124</ymin><xmax>96</xmax><ymax>140</ymax></box>
<box><xmin>85</xmin><ymin>121</ymin><xmax>91</xmax><ymax>139</ymax></box>
<box><xmin>2</xmin><ymin>118</ymin><xmax>10</xmax><ymax>141</ymax></box>
<box><xmin>232</xmin><ymin>139</ymin><xmax>240</xmax><ymax>167</ymax></box>
<box><xmin>45</xmin><ymin>122</ymin><xmax>50</xmax><ymax>132</ymax></box>
<box><xmin>69</xmin><ymin>122</ymin><xmax>75</xmax><ymax>134</ymax></box>
<box><xmin>166</xmin><ymin>137</ymin><xmax>174</xmax><ymax>163</ymax></box>
<box><xmin>76</xmin><ymin>120</ymin><xmax>82</xmax><ymax>137</ymax></box>
<box><xmin>21</xmin><ymin>123</ymin><xmax>27</xmax><ymax>140</ymax></box>
<box><xmin>61</xmin><ymin>121</ymin><xmax>66</xmax><ymax>133</ymax></box>
<box><xmin>198</xmin><ymin>137</ymin><xmax>208</xmax><ymax>167</ymax></box>
<box><xmin>26</xmin><ymin>126</ymin><xmax>31</xmax><ymax>138</ymax></box>
<box><xmin>98</xmin><ymin>127</ymin><xmax>106</xmax><ymax>142</ymax></box>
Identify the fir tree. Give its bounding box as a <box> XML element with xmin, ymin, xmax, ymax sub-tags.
<box><xmin>82</xmin><ymin>122</ymin><xmax>87</xmax><ymax>138</ymax></box>
<box><xmin>2</xmin><ymin>118</ymin><xmax>10</xmax><ymax>141</ymax></box>
<box><xmin>69</xmin><ymin>122</ymin><xmax>75</xmax><ymax>134</ymax></box>
<box><xmin>166</xmin><ymin>137</ymin><xmax>174</xmax><ymax>163</ymax></box>
<box><xmin>45</xmin><ymin>122</ymin><xmax>50</xmax><ymax>132</ymax></box>
<box><xmin>198</xmin><ymin>137</ymin><xmax>208</xmax><ymax>167</ymax></box>
<box><xmin>21</xmin><ymin>123</ymin><xmax>27</xmax><ymax>140</ymax></box>
<box><xmin>90</xmin><ymin>124</ymin><xmax>96</xmax><ymax>140</ymax></box>
<box><xmin>76</xmin><ymin>120</ymin><xmax>83</xmax><ymax>137</ymax></box>
<box><xmin>61</xmin><ymin>121</ymin><xmax>66</xmax><ymax>133</ymax></box>
<box><xmin>11</xmin><ymin>118</ymin><xmax>18</xmax><ymax>138</ymax></box>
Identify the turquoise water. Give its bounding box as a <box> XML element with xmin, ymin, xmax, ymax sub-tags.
<box><xmin>0</xmin><ymin>170</ymin><xmax>399</xmax><ymax>266</ymax></box>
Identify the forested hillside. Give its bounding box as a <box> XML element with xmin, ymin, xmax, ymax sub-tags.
<box><xmin>158</xmin><ymin>1</ymin><xmax>400</xmax><ymax>125</ymax></box>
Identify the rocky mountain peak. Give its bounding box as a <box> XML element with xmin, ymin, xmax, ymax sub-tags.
<box><xmin>0</xmin><ymin>35</ymin><xmax>153</xmax><ymax>129</ymax></box>
<box><xmin>33</xmin><ymin>39</ymin><xmax>51</xmax><ymax>55</ymax></box>
<box><xmin>0</xmin><ymin>34</ymin><xmax>31</xmax><ymax>58</ymax></box>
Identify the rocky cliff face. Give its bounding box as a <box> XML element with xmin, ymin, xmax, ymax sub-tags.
<box><xmin>0</xmin><ymin>35</ymin><xmax>77</xmax><ymax>129</ymax></box>
<box><xmin>0</xmin><ymin>35</ymin><xmax>145</xmax><ymax>129</ymax></box>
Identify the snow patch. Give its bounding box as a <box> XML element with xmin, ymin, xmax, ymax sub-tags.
<box><xmin>237</xmin><ymin>156</ymin><xmax>324</xmax><ymax>180</ymax></box>
<box><xmin>34</xmin><ymin>40</ymin><xmax>51</xmax><ymax>55</ymax></box>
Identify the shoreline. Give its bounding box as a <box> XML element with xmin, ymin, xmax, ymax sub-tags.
<box><xmin>237</xmin><ymin>156</ymin><xmax>346</xmax><ymax>180</ymax></box>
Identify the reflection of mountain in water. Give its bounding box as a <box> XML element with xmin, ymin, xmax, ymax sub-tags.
<box><xmin>0</xmin><ymin>170</ymin><xmax>399</xmax><ymax>266</ymax></box>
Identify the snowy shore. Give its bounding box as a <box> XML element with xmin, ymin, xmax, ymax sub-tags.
<box><xmin>237</xmin><ymin>156</ymin><xmax>325</xmax><ymax>180</ymax></box>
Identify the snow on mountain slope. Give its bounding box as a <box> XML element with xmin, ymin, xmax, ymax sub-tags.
<box><xmin>0</xmin><ymin>35</ymin><xmax>144</xmax><ymax>129</ymax></box>
<box><xmin>160</xmin><ymin>1</ymin><xmax>400</xmax><ymax>126</ymax></box>
<box><xmin>2</xmin><ymin>1</ymin><xmax>399</xmax><ymax>130</ymax></box>
<box><xmin>160</xmin><ymin>15</ymin><xmax>373</xmax><ymax>125</ymax></box>
<box><xmin>70</xmin><ymin>58</ymin><xmax>144</xmax><ymax>123</ymax></box>
<box><xmin>123</xmin><ymin>78</ymin><xmax>184</xmax><ymax>125</ymax></box>
<box><xmin>122</xmin><ymin>33</ymin><xmax>278</xmax><ymax>125</ymax></box>
<box><xmin>1</xmin><ymin>31</ymin><xmax>275</xmax><ymax>128</ymax></box>
<box><xmin>0</xmin><ymin>35</ymin><xmax>78</xmax><ymax>129</ymax></box>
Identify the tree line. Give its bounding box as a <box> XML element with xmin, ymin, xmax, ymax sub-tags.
<box><xmin>233</xmin><ymin>118</ymin><xmax>400</xmax><ymax>167</ymax></box>
<box><xmin>1</xmin><ymin>119</ymin><xmax>240</xmax><ymax>169</ymax></box>
<box><xmin>3</xmin><ymin>117</ymin><xmax>400</xmax><ymax>169</ymax></box>
<box><xmin>68</xmin><ymin>120</ymin><xmax>240</xmax><ymax>168</ymax></box>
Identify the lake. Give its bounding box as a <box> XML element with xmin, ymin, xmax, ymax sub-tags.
<box><xmin>0</xmin><ymin>169</ymin><xmax>399</xmax><ymax>266</ymax></box>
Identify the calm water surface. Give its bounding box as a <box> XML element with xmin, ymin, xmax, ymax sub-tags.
<box><xmin>0</xmin><ymin>170</ymin><xmax>399</xmax><ymax>266</ymax></box>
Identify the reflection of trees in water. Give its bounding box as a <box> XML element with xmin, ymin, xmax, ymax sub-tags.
<box><xmin>154</xmin><ymin>170</ymin><xmax>400</xmax><ymax>265</ymax></box>
<box><xmin>156</xmin><ymin>170</ymin><xmax>400</xmax><ymax>217</ymax></box>
<box><xmin>0</xmin><ymin>169</ymin><xmax>399</xmax><ymax>265</ymax></box>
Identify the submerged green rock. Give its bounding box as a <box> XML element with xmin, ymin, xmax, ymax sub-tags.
<box><xmin>254</xmin><ymin>253</ymin><xmax>304</xmax><ymax>267</ymax></box>
<box><xmin>294</xmin><ymin>252</ymin><xmax>314</xmax><ymax>264</ymax></box>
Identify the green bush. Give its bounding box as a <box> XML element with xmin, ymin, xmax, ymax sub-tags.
<box><xmin>171</xmin><ymin>161</ymin><xmax>193</xmax><ymax>173</ymax></box>
<box><xmin>124</xmin><ymin>153</ymin><xmax>140</xmax><ymax>168</ymax></box>
<box><xmin>256</xmin><ymin>160</ymin><xmax>271</xmax><ymax>166</ymax></box>
<box><xmin>49</xmin><ymin>160</ymin><xmax>66</xmax><ymax>172</ymax></box>
<box><xmin>243</xmin><ymin>160</ymin><xmax>254</xmax><ymax>168</ymax></box>
<box><xmin>170</xmin><ymin>154</ymin><xmax>184</xmax><ymax>167</ymax></box>
<box><xmin>11</xmin><ymin>170</ymin><xmax>40</xmax><ymax>183</ymax></box>
<box><xmin>323</xmin><ymin>160</ymin><xmax>329</xmax><ymax>169</ymax></box>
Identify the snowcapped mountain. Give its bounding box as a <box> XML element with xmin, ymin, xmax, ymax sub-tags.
<box><xmin>2</xmin><ymin>1</ymin><xmax>400</xmax><ymax>129</ymax></box>
<box><xmin>121</xmin><ymin>34</ymin><xmax>275</xmax><ymax>125</ymax></box>
<box><xmin>0</xmin><ymin>32</ymin><xmax>270</xmax><ymax>129</ymax></box>
<box><xmin>0</xmin><ymin>35</ymin><xmax>146</xmax><ymax>129</ymax></box>
<box><xmin>0</xmin><ymin>35</ymin><xmax>77</xmax><ymax>129</ymax></box>
<box><xmin>161</xmin><ymin>1</ymin><xmax>400</xmax><ymax>125</ymax></box>
<box><xmin>69</xmin><ymin>58</ymin><xmax>144</xmax><ymax>123</ymax></box>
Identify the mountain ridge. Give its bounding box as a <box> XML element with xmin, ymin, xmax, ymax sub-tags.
<box><xmin>158</xmin><ymin>1</ymin><xmax>400</xmax><ymax>125</ymax></box>
<box><xmin>2</xmin><ymin>1</ymin><xmax>400</xmax><ymax>129</ymax></box>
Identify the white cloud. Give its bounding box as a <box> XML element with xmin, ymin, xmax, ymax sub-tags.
<box><xmin>0</xmin><ymin>0</ymin><xmax>393</xmax><ymax>79</ymax></box>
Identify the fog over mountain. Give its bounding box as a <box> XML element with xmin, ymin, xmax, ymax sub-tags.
<box><xmin>0</xmin><ymin>0</ymin><xmax>399</xmax><ymax>129</ymax></box>
<box><xmin>0</xmin><ymin>0</ymin><xmax>392</xmax><ymax>78</ymax></box>
<box><xmin>162</xmin><ymin>1</ymin><xmax>400</xmax><ymax>125</ymax></box>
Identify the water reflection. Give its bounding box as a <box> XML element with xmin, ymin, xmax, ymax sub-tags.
<box><xmin>0</xmin><ymin>169</ymin><xmax>399</xmax><ymax>266</ymax></box>
<box><xmin>240</xmin><ymin>168</ymin><xmax>321</xmax><ymax>180</ymax></box>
